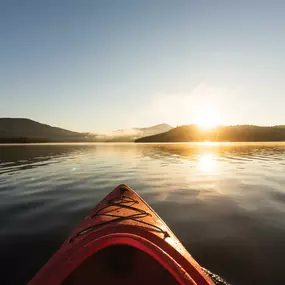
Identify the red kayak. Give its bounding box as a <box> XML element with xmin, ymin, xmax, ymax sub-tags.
<box><xmin>28</xmin><ymin>184</ymin><xmax>219</xmax><ymax>285</ymax></box>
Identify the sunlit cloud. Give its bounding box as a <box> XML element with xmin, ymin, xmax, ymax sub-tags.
<box><xmin>147</xmin><ymin>82</ymin><xmax>239</xmax><ymax>126</ymax></box>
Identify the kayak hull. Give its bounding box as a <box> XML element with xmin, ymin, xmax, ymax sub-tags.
<box><xmin>29</xmin><ymin>184</ymin><xmax>214</xmax><ymax>285</ymax></box>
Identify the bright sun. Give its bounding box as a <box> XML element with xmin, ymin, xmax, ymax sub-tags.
<box><xmin>194</xmin><ymin>108</ymin><xmax>220</xmax><ymax>130</ymax></box>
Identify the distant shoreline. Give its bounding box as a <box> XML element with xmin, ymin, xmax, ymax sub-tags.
<box><xmin>0</xmin><ymin>138</ymin><xmax>97</xmax><ymax>144</ymax></box>
<box><xmin>0</xmin><ymin>142</ymin><xmax>137</xmax><ymax>146</ymax></box>
<box><xmin>2</xmin><ymin>141</ymin><xmax>285</xmax><ymax>146</ymax></box>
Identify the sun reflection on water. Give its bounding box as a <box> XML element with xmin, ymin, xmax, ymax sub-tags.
<box><xmin>198</xmin><ymin>153</ymin><xmax>217</xmax><ymax>173</ymax></box>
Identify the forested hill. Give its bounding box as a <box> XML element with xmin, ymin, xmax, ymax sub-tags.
<box><xmin>0</xmin><ymin>118</ymin><xmax>86</xmax><ymax>143</ymax></box>
<box><xmin>135</xmin><ymin>125</ymin><xmax>285</xmax><ymax>142</ymax></box>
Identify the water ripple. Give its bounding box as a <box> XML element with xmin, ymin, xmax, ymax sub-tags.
<box><xmin>1</xmin><ymin>143</ymin><xmax>285</xmax><ymax>284</ymax></box>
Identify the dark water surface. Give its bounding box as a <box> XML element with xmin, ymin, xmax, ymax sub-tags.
<box><xmin>0</xmin><ymin>143</ymin><xmax>285</xmax><ymax>284</ymax></box>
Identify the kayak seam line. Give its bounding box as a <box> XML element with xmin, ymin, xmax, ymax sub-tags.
<box><xmin>69</xmin><ymin>195</ymin><xmax>170</xmax><ymax>242</ymax></box>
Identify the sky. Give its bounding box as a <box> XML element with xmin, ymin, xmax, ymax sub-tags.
<box><xmin>1</xmin><ymin>0</ymin><xmax>285</xmax><ymax>132</ymax></box>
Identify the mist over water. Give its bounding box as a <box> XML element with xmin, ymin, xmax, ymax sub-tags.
<box><xmin>0</xmin><ymin>143</ymin><xmax>285</xmax><ymax>284</ymax></box>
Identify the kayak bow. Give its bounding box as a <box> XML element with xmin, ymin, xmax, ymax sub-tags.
<box><xmin>29</xmin><ymin>184</ymin><xmax>217</xmax><ymax>285</ymax></box>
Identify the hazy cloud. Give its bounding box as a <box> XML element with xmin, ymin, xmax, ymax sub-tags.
<box><xmin>146</xmin><ymin>83</ymin><xmax>240</xmax><ymax>126</ymax></box>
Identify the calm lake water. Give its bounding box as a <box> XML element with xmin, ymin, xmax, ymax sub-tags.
<box><xmin>0</xmin><ymin>143</ymin><xmax>285</xmax><ymax>284</ymax></box>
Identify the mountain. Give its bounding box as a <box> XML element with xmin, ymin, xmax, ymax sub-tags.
<box><xmin>135</xmin><ymin>124</ymin><xmax>285</xmax><ymax>143</ymax></box>
<box><xmin>103</xmin><ymin>123</ymin><xmax>173</xmax><ymax>142</ymax></box>
<box><xmin>0</xmin><ymin>118</ymin><xmax>87</xmax><ymax>143</ymax></box>
<box><xmin>136</xmin><ymin>123</ymin><xmax>173</xmax><ymax>136</ymax></box>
